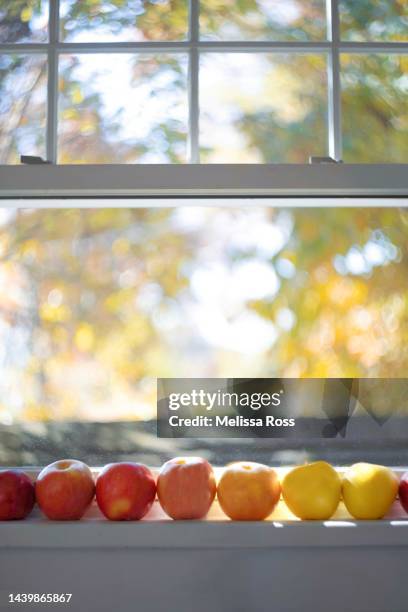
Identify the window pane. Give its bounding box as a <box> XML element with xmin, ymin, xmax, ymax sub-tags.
<box><xmin>200</xmin><ymin>0</ymin><xmax>327</xmax><ymax>41</ymax></box>
<box><xmin>0</xmin><ymin>54</ymin><xmax>47</xmax><ymax>164</ymax></box>
<box><xmin>0</xmin><ymin>1</ymin><xmax>48</xmax><ymax>43</ymax></box>
<box><xmin>0</xmin><ymin>205</ymin><xmax>407</xmax><ymax>467</ymax></box>
<box><xmin>341</xmin><ymin>55</ymin><xmax>408</xmax><ymax>163</ymax></box>
<box><xmin>58</xmin><ymin>54</ymin><xmax>188</xmax><ymax>163</ymax></box>
<box><xmin>340</xmin><ymin>0</ymin><xmax>408</xmax><ymax>42</ymax></box>
<box><xmin>200</xmin><ymin>54</ymin><xmax>327</xmax><ymax>163</ymax></box>
<box><xmin>60</xmin><ymin>0</ymin><xmax>188</xmax><ymax>42</ymax></box>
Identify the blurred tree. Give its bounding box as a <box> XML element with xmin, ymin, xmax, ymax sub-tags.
<box><xmin>341</xmin><ymin>54</ymin><xmax>407</xmax><ymax>163</ymax></box>
<box><xmin>339</xmin><ymin>0</ymin><xmax>407</xmax><ymax>42</ymax></box>
<box><xmin>251</xmin><ymin>208</ymin><xmax>408</xmax><ymax>378</ymax></box>
<box><xmin>0</xmin><ymin>0</ymin><xmax>45</xmax><ymax>43</ymax></box>
<box><xmin>0</xmin><ymin>208</ymin><xmax>195</xmax><ymax>420</ymax></box>
<box><xmin>200</xmin><ymin>0</ymin><xmax>327</xmax><ymax>41</ymax></box>
<box><xmin>0</xmin><ymin>206</ymin><xmax>407</xmax><ymax>424</ymax></box>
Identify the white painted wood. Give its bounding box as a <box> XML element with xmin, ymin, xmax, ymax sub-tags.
<box><xmin>0</xmin><ymin>164</ymin><xmax>407</xmax><ymax>199</ymax></box>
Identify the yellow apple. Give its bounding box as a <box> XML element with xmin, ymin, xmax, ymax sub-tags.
<box><xmin>342</xmin><ymin>462</ymin><xmax>398</xmax><ymax>520</ymax></box>
<box><xmin>282</xmin><ymin>461</ymin><xmax>341</xmax><ymax>520</ymax></box>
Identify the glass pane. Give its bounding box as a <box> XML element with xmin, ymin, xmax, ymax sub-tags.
<box><xmin>58</xmin><ymin>54</ymin><xmax>188</xmax><ymax>163</ymax></box>
<box><xmin>0</xmin><ymin>205</ymin><xmax>407</xmax><ymax>467</ymax></box>
<box><xmin>0</xmin><ymin>1</ymin><xmax>48</xmax><ymax>43</ymax></box>
<box><xmin>200</xmin><ymin>54</ymin><xmax>327</xmax><ymax>163</ymax></box>
<box><xmin>341</xmin><ymin>55</ymin><xmax>408</xmax><ymax>163</ymax></box>
<box><xmin>200</xmin><ymin>0</ymin><xmax>327</xmax><ymax>41</ymax></box>
<box><xmin>0</xmin><ymin>54</ymin><xmax>47</xmax><ymax>164</ymax></box>
<box><xmin>340</xmin><ymin>0</ymin><xmax>408</xmax><ymax>42</ymax></box>
<box><xmin>60</xmin><ymin>0</ymin><xmax>188</xmax><ymax>42</ymax></box>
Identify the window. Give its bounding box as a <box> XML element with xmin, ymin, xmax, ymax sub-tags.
<box><xmin>0</xmin><ymin>0</ymin><xmax>406</xmax><ymax>164</ymax></box>
<box><xmin>0</xmin><ymin>3</ymin><xmax>406</xmax><ymax>471</ymax></box>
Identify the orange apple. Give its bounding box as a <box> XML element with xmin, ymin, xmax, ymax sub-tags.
<box><xmin>96</xmin><ymin>462</ymin><xmax>156</xmax><ymax>521</ymax></box>
<box><xmin>217</xmin><ymin>462</ymin><xmax>280</xmax><ymax>521</ymax></box>
<box><xmin>0</xmin><ymin>470</ymin><xmax>35</xmax><ymax>520</ymax></box>
<box><xmin>36</xmin><ymin>459</ymin><xmax>95</xmax><ymax>520</ymax></box>
<box><xmin>157</xmin><ymin>457</ymin><xmax>216</xmax><ymax>520</ymax></box>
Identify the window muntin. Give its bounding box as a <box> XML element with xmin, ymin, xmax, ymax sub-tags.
<box><xmin>0</xmin><ymin>204</ymin><xmax>407</xmax><ymax>467</ymax></box>
<box><xmin>0</xmin><ymin>1</ymin><xmax>406</xmax><ymax>164</ymax></box>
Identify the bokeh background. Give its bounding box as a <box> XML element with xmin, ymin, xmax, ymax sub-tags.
<box><xmin>0</xmin><ymin>206</ymin><xmax>407</xmax><ymax>466</ymax></box>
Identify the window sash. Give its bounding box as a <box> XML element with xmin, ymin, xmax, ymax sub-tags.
<box><xmin>0</xmin><ymin>0</ymin><xmax>407</xmax><ymax>164</ymax></box>
<box><xmin>0</xmin><ymin>164</ymin><xmax>407</xmax><ymax>200</ymax></box>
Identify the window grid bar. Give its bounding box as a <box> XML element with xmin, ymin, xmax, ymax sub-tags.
<box><xmin>188</xmin><ymin>0</ymin><xmax>200</xmax><ymax>163</ymax></box>
<box><xmin>327</xmin><ymin>0</ymin><xmax>342</xmax><ymax>161</ymax></box>
<box><xmin>46</xmin><ymin>0</ymin><xmax>59</xmax><ymax>164</ymax></box>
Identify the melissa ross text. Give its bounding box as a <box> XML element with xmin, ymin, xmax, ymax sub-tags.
<box><xmin>169</xmin><ymin>415</ymin><xmax>296</xmax><ymax>427</ymax></box>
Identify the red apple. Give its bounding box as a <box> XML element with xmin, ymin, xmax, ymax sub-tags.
<box><xmin>399</xmin><ymin>472</ymin><xmax>408</xmax><ymax>513</ymax></box>
<box><xmin>36</xmin><ymin>459</ymin><xmax>95</xmax><ymax>520</ymax></box>
<box><xmin>96</xmin><ymin>462</ymin><xmax>156</xmax><ymax>521</ymax></box>
<box><xmin>0</xmin><ymin>470</ymin><xmax>35</xmax><ymax>520</ymax></box>
<box><xmin>157</xmin><ymin>457</ymin><xmax>216</xmax><ymax>520</ymax></box>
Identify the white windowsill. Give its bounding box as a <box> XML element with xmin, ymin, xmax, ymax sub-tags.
<box><xmin>1</xmin><ymin>499</ymin><xmax>408</xmax><ymax>550</ymax></box>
